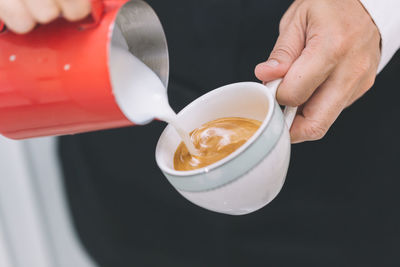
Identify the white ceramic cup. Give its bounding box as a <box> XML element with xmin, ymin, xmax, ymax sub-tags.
<box><xmin>155</xmin><ymin>79</ymin><xmax>297</xmax><ymax>215</ymax></box>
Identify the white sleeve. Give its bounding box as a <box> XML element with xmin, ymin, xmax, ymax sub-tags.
<box><xmin>359</xmin><ymin>0</ymin><xmax>400</xmax><ymax>73</ymax></box>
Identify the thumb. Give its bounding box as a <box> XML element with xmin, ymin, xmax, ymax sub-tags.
<box><xmin>255</xmin><ymin>24</ymin><xmax>305</xmax><ymax>82</ymax></box>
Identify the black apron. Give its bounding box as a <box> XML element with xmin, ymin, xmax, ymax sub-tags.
<box><xmin>59</xmin><ymin>1</ymin><xmax>400</xmax><ymax>266</ymax></box>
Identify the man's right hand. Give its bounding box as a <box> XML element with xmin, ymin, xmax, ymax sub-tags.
<box><xmin>0</xmin><ymin>0</ymin><xmax>91</xmax><ymax>34</ymax></box>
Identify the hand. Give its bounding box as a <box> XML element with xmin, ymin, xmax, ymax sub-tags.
<box><xmin>0</xmin><ymin>0</ymin><xmax>91</xmax><ymax>34</ymax></box>
<box><xmin>255</xmin><ymin>0</ymin><xmax>381</xmax><ymax>143</ymax></box>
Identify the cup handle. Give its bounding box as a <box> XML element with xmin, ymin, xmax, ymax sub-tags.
<box><xmin>265</xmin><ymin>79</ymin><xmax>298</xmax><ymax>129</ymax></box>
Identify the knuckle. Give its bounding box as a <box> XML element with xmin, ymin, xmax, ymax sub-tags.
<box><xmin>11</xmin><ymin>20</ymin><xmax>36</xmax><ymax>34</ymax></box>
<box><xmin>278</xmin><ymin>18</ymin><xmax>285</xmax><ymax>31</ymax></box>
<box><xmin>63</xmin><ymin>10</ymin><xmax>86</xmax><ymax>21</ymax></box>
<box><xmin>357</xmin><ymin>57</ymin><xmax>373</xmax><ymax>74</ymax></box>
<box><xmin>270</xmin><ymin>45</ymin><xmax>298</xmax><ymax>61</ymax></box>
<box><xmin>304</xmin><ymin>120</ymin><xmax>327</xmax><ymax>140</ymax></box>
<box><xmin>279</xmin><ymin>16</ymin><xmax>290</xmax><ymax>32</ymax></box>
<box><xmin>287</xmin><ymin>93</ymin><xmax>306</xmax><ymax>107</ymax></box>
<box><xmin>365</xmin><ymin>74</ymin><xmax>376</xmax><ymax>90</ymax></box>
<box><xmin>62</xmin><ymin>3</ymin><xmax>90</xmax><ymax>21</ymax></box>
<box><xmin>278</xmin><ymin>89</ymin><xmax>306</xmax><ymax>107</ymax></box>
<box><xmin>36</xmin><ymin>8</ymin><xmax>59</xmax><ymax>23</ymax></box>
<box><xmin>328</xmin><ymin>34</ymin><xmax>346</xmax><ymax>58</ymax></box>
<box><xmin>278</xmin><ymin>5</ymin><xmax>297</xmax><ymax>32</ymax></box>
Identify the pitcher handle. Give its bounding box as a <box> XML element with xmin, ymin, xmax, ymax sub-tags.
<box><xmin>265</xmin><ymin>79</ymin><xmax>298</xmax><ymax>129</ymax></box>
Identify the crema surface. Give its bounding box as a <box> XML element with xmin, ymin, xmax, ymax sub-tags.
<box><xmin>174</xmin><ymin>117</ymin><xmax>261</xmax><ymax>171</ymax></box>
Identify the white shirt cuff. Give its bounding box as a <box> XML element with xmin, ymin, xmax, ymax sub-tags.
<box><xmin>359</xmin><ymin>0</ymin><xmax>400</xmax><ymax>73</ymax></box>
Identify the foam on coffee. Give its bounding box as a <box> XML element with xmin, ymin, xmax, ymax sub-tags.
<box><xmin>174</xmin><ymin>117</ymin><xmax>261</xmax><ymax>171</ymax></box>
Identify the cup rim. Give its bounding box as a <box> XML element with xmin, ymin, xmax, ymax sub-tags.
<box><xmin>155</xmin><ymin>81</ymin><xmax>276</xmax><ymax>177</ymax></box>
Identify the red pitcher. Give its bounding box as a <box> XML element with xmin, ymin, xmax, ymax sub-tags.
<box><xmin>0</xmin><ymin>0</ymin><xmax>169</xmax><ymax>139</ymax></box>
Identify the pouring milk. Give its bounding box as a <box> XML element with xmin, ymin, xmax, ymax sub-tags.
<box><xmin>109</xmin><ymin>25</ymin><xmax>198</xmax><ymax>155</ymax></box>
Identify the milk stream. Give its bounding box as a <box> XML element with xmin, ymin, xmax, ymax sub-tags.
<box><xmin>157</xmin><ymin>110</ymin><xmax>199</xmax><ymax>156</ymax></box>
<box><xmin>109</xmin><ymin>25</ymin><xmax>199</xmax><ymax>156</ymax></box>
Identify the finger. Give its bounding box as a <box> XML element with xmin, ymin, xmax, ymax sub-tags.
<box><xmin>0</xmin><ymin>0</ymin><xmax>36</xmax><ymax>33</ymax></box>
<box><xmin>290</xmin><ymin>68</ymin><xmax>357</xmax><ymax>143</ymax></box>
<box><xmin>346</xmin><ymin>45</ymin><xmax>380</xmax><ymax>107</ymax></box>
<box><xmin>22</xmin><ymin>0</ymin><xmax>60</xmax><ymax>23</ymax></box>
<box><xmin>276</xmin><ymin>35</ymin><xmax>338</xmax><ymax>107</ymax></box>
<box><xmin>56</xmin><ymin>0</ymin><xmax>90</xmax><ymax>21</ymax></box>
<box><xmin>255</xmin><ymin>21</ymin><xmax>305</xmax><ymax>82</ymax></box>
<box><xmin>346</xmin><ymin>67</ymin><xmax>377</xmax><ymax>107</ymax></box>
<box><xmin>346</xmin><ymin>77</ymin><xmax>374</xmax><ymax>107</ymax></box>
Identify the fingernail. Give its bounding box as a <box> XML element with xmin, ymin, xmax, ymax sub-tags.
<box><xmin>265</xmin><ymin>59</ymin><xmax>279</xmax><ymax>68</ymax></box>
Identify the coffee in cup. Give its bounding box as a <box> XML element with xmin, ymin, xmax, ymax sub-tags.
<box><xmin>156</xmin><ymin>80</ymin><xmax>298</xmax><ymax>215</ymax></box>
<box><xmin>174</xmin><ymin>117</ymin><xmax>261</xmax><ymax>171</ymax></box>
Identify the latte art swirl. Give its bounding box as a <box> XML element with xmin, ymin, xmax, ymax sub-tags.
<box><xmin>174</xmin><ymin>117</ymin><xmax>261</xmax><ymax>171</ymax></box>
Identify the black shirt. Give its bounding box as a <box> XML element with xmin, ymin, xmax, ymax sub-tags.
<box><xmin>59</xmin><ymin>0</ymin><xmax>400</xmax><ymax>266</ymax></box>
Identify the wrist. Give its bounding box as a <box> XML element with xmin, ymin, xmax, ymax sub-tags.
<box><xmin>358</xmin><ymin>0</ymin><xmax>400</xmax><ymax>72</ymax></box>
